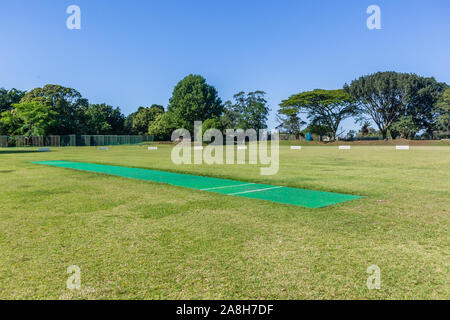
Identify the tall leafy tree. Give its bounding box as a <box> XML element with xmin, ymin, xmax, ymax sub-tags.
<box><xmin>202</xmin><ymin>118</ymin><xmax>223</xmax><ymax>135</ymax></box>
<box><xmin>20</xmin><ymin>84</ymin><xmax>88</xmax><ymax>134</ymax></box>
<box><xmin>434</xmin><ymin>87</ymin><xmax>450</xmax><ymax>137</ymax></box>
<box><xmin>0</xmin><ymin>88</ymin><xmax>25</xmax><ymax>113</ymax></box>
<box><xmin>124</xmin><ymin>112</ymin><xmax>137</xmax><ymax>134</ymax></box>
<box><xmin>167</xmin><ymin>74</ymin><xmax>223</xmax><ymax>133</ymax></box>
<box><xmin>345</xmin><ymin>72</ymin><xmax>446</xmax><ymax>139</ymax></box>
<box><xmin>220</xmin><ymin>100</ymin><xmax>239</xmax><ymax>130</ymax></box>
<box><xmin>280</xmin><ymin>89</ymin><xmax>357</xmax><ymax>140</ymax></box>
<box><xmin>148</xmin><ymin>112</ymin><xmax>179</xmax><ymax>141</ymax></box>
<box><xmin>226</xmin><ymin>91</ymin><xmax>270</xmax><ymax>131</ymax></box>
<box><xmin>1</xmin><ymin>102</ymin><xmax>57</xmax><ymax>136</ymax></box>
<box><xmin>0</xmin><ymin>88</ymin><xmax>26</xmax><ymax>134</ymax></box>
<box><xmin>131</xmin><ymin>108</ymin><xmax>147</xmax><ymax>134</ymax></box>
<box><xmin>398</xmin><ymin>75</ymin><xmax>447</xmax><ymax>135</ymax></box>
<box><xmin>132</xmin><ymin>104</ymin><xmax>164</xmax><ymax>134</ymax></box>
<box><xmin>276</xmin><ymin>106</ymin><xmax>305</xmax><ymax>137</ymax></box>
<box><xmin>85</xmin><ymin>104</ymin><xmax>125</xmax><ymax>134</ymax></box>
<box><xmin>359</xmin><ymin>121</ymin><xmax>371</xmax><ymax>136</ymax></box>
<box><xmin>390</xmin><ymin>115</ymin><xmax>420</xmax><ymax>139</ymax></box>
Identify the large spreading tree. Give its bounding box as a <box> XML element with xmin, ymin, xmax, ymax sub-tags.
<box><xmin>279</xmin><ymin>89</ymin><xmax>357</xmax><ymax>140</ymax></box>
<box><xmin>20</xmin><ymin>84</ymin><xmax>89</xmax><ymax>135</ymax></box>
<box><xmin>1</xmin><ymin>101</ymin><xmax>57</xmax><ymax>136</ymax></box>
<box><xmin>345</xmin><ymin>72</ymin><xmax>446</xmax><ymax>139</ymax></box>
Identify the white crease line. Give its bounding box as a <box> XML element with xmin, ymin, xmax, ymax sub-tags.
<box><xmin>201</xmin><ymin>183</ymin><xmax>255</xmax><ymax>191</ymax></box>
<box><xmin>229</xmin><ymin>186</ymin><xmax>283</xmax><ymax>195</ymax></box>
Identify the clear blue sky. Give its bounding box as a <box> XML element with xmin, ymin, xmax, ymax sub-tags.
<box><xmin>1</xmin><ymin>0</ymin><xmax>449</xmax><ymax>131</ymax></box>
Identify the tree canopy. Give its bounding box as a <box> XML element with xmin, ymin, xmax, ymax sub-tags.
<box><xmin>225</xmin><ymin>91</ymin><xmax>270</xmax><ymax>131</ymax></box>
<box><xmin>1</xmin><ymin>101</ymin><xmax>57</xmax><ymax>136</ymax></box>
<box><xmin>434</xmin><ymin>87</ymin><xmax>450</xmax><ymax>137</ymax></box>
<box><xmin>345</xmin><ymin>72</ymin><xmax>446</xmax><ymax>139</ymax></box>
<box><xmin>276</xmin><ymin>105</ymin><xmax>305</xmax><ymax>137</ymax></box>
<box><xmin>0</xmin><ymin>88</ymin><xmax>25</xmax><ymax>114</ymax></box>
<box><xmin>1</xmin><ymin>72</ymin><xmax>447</xmax><ymax>141</ymax></box>
<box><xmin>390</xmin><ymin>115</ymin><xmax>420</xmax><ymax>139</ymax></box>
<box><xmin>85</xmin><ymin>104</ymin><xmax>125</xmax><ymax>134</ymax></box>
<box><xmin>148</xmin><ymin>112</ymin><xmax>179</xmax><ymax>141</ymax></box>
<box><xmin>167</xmin><ymin>74</ymin><xmax>223</xmax><ymax>133</ymax></box>
<box><xmin>20</xmin><ymin>84</ymin><xmax>89</xmax><ymax>135</ymax></box>
<box><xmin>279</xmin><ymin>89</ymin><xmax>357</xmax><ymax>140</ymax></box>
<box><xmin>132</xmin><ymin>105</ymin><xmax>164</xmax><ymax>134</ymax></box>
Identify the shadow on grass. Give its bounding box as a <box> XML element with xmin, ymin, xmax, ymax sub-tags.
<box><xmin>0</xmin><ymin>150</ymin><xmax>53</xmax><ymax>154</ymax></box>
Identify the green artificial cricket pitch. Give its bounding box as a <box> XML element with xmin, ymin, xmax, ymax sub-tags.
<box><xmin>32</xmin><ymin>160</ymin><xmax>362</xmax><ymax>208</ymax></box>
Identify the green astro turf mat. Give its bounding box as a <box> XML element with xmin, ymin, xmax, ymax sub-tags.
<box><xmin>32</xmin><ymin>160</ymin><xmax>362</xmax><ymax>208</ymax></box>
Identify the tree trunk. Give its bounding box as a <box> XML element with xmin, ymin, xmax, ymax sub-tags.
<box><xmin>332</xmin><ymin>129</ymin><xmax>337</xmax><ymax>141</ymax></box>
<box><xmin>389</xmin><ymin>129</ymin><xmax>398</xmax><ymax>140</ymax></box>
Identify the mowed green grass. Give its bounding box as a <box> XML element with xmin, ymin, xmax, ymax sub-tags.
<box><xmin>0</xmin><ymin>144</ymin><xmax>449</xmax><ymax>299</ymax></box>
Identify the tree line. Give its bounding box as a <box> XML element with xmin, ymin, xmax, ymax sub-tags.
<box><xmin>0</xmin><ymin>74</ymin><xmax>270</xmax><ymax>140</ymax></box>
<box><xmin>1</xmin><ymin>72</ymin><xmax>449</xmax><ymax>140</ymax></box>
<box><xmin>278</xmin><ymin>72</ymin><xmax>449</xmax><ymax>140</ymax></box>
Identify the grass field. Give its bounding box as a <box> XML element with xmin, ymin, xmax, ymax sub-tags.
<box><xmin>0</xmin><ymin>144</ymin><xmax>449</xmax><ymax>299</ymax></box>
